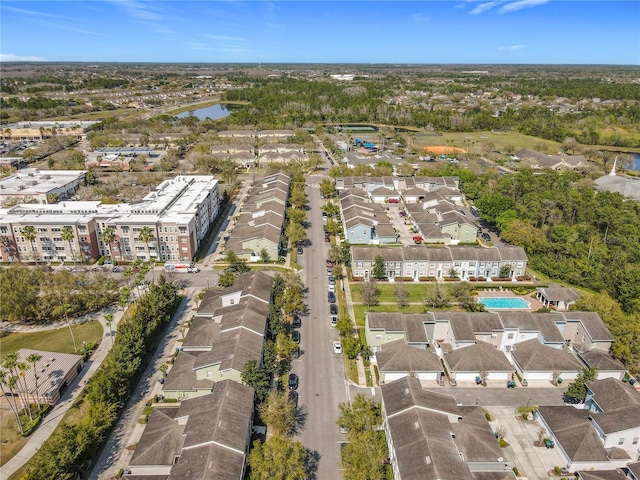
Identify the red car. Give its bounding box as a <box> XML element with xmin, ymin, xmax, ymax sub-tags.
<box><xmin>388</xmin><ymin>198</ymin><xmax>399</xmax><ymax>203</ymax></box>
<box><xmin>326</xmin><ymin>259</ymin><xmax>333</xmax><ymax>267</ymax></box>
<box><xmin>325</xmin><ymin>234</ymin><xmax>330</xmax><ymax>242</ymax></box>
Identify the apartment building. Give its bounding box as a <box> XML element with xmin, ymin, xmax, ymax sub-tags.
<box><xmin>0</xmin><ymin>168</ymin><xmax>86</xmax><ymax>205</ymax></box>
<box><xmin>0</xmin><ymin>175</ymin><xmax>219</xmax><ymax>264</ymax></box>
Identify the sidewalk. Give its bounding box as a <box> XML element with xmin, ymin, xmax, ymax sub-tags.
<box><xmin>0</xmin><ymin>307</ymin><xmax>126</xmax><ymax>479</ymax></box>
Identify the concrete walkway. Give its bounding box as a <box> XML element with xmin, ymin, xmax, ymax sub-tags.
<box><xmin>0</xmin><ymin>307</ymin><xmax>126</xmax><ymax>479</ymax></box>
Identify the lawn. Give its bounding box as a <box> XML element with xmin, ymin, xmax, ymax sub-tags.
<box><xmin>415</xmin><ymin>130</ymin><xmax>561</xmax><ymax>155</ymax></box>
<box><xmin>350</xmin><ymin>282</ymin><xmax>440</xmax><ymax>304</ymax></box>
<box><xmin>0</xmin><ymin>408</ymin><xmax>28</xmax><ymax>467</ymax></box>
<box><xmin>0</xmin><ymin>321</ymin><xmax>104</xmax><ymax>356</ymax></box>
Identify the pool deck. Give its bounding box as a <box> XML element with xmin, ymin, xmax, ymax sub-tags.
<box><xmin>475</xmin><ymin>289</ymin><xmax>544</xmax><ymax>311</ymax></box>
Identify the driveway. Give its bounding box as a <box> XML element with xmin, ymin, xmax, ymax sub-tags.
<box><xmin>385</xmin><ymin>204</ymin><xmax>415</xmax><ymax>245</ymax></box>
<box><xmin>488</xmin><ymin>406</ymin><xmax>566</xmax><ymax>479</ymax></box>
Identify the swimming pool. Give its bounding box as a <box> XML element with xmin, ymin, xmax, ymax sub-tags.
<box><xmin>478</xmin><ymin>297</ymin><xmax>531</xmax><ymax>310</ymax></box>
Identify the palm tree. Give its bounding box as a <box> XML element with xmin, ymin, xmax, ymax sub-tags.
<box><xmin>21</xmin><ymin>225</ymin><xmax>38</xmax><ymax>265</ymax></box>
<box><xmin>137</xmin><ymin>225</ymin><xmax>155</xmax><ymax>263</ymax></box>
<box><xmin>26</xmin><ymin>353</ymin><xmax>43</xmax><ymax>411</ymax></box>
<box><xmin>61</xmin><ymin>226</ymin><xmax>75</xmax><ymax>265</ymax></box>
<box><xmin>104</xmin><ymin>313</ymin><xmax>114</xmax><ymax>345</ymax></box>
<box><xmin>2</xmin><ymin>353</ymin><xmax>31</xmax><ymax>420</ymax></box>
<box><xmin>100</xmin><ymin>226</ymin><xmax>117</xmax><ymax>263</ymax></box>
<box><xmin>0</xmin><ymin>371</ymin><xmax>24</xmax><ymax>435</ymax></box>
<box><xmin>17</xmin><ymin>362</ymin><xmax>34</xmax><ymax>420</ymax></box>
<box><xmin>56</xmin><ymin>303</ymin><xmax>78</xmax><ymax>353</ymax></box>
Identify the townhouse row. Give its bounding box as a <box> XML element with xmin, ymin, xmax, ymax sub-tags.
<box><xmin>365</xmin><ymin>309</ymin><xmax>622</xmax><ymax>385</ymax></box>
<box><xmin>351</xmin><ymin>245</ymin><xmax>528</xmax><ymax>281</ymax></box>
<box><xmin>0</xmin><ymin>175</ymin><xmax>219</xmax><ymax>264</ymax></box>
<box><xmin>210</xmin><ymin>143</ymin><xmax>308</xmax><ymax>168</ymax></box>
<box><xmin>224</xmin><ymin>172</ymin><xmax>291</xmax><ymax>262</ymax></box>
<box><xmin>124</xmin><ymin>270</ymin><xmax>275</xmax><ymax>480</ymax></box>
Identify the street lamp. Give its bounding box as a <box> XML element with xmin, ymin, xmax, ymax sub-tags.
<box><xmin>207</xmin><ymin>278</ymin><xmax>210</xmax><ymax>289</ymax></box>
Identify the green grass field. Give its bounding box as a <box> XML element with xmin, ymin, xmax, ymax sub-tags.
<box><xmin>351</xmin><ymin>282</ymin><xmax>443</xmax><ymax>304</ymax></box>
<box><xmin>0</xmin><ymin>321</ymin><xmax>104</xmax><ymax>356</ymax></box>
<box><xmin>415</xmin><ymin>130</ymin><xmax>561</xmax><ymax>155</ymax></box>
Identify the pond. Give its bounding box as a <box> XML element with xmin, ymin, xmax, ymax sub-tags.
<box><xmin>175</xmin><ymin>103</ymin><xmax>234</xmax><ymax>121</ymax></box>
<box><xmin>625</xmin><ymin>153</ymin><xmax>640</xmax><ymax>171</ymax></box>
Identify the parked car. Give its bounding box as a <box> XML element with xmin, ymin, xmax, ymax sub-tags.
<box><xmin>326</xmin><ymin>259</ymin><xmax>333</xmax><ymax>267</ymax></box>
<box><xmin>329</xmin><ymin>304</ymin><xmax>338</xmax><ymax>315</ymax></box>
<box><xmin>288</xmin><ymin>390</ymin><xmax>298</xmax><ymax>407</ymax></box>
<box><xmin>292</xmin><ymin>316</ymin><xmax>301</xmax><ymax>328</ymax></box>
<box><xmin>333</xmin><ymin>341</ymin><xmax>343</xmax><ymax>354</ymax></box>
<box><xmin>325</xmin><ymin>234</ymin><xmax>330</xmax><ymax>242</ymax></box>
<box><xmin>292</xmin><ymin>331</ymin><xmax>300</xmax><ymax>344</ymax></box>
<box><xmin>329</xmin><ymin>276</ymin><xmax>335</xmax><ymax>285</ymax></box>
<box><xmin>328</xmin><ymin>285</ymin><xmax>336</xmax><ymax>293</ymax></box>
<box><xmin>330</xmin><ymin>315</ymin><xmax>338</xmax><ymax>327</ymax></box>
<box><xmin>328</xmin><ymin>291</ymin><xmax>336</xmax><ymax>303</ymax></box>
<box><xmin>327</xmin><ymin>268</ymin><xmax>333</xmax><ymax>276</ymax></box>
<box><xmin>297</xmin><ymin>245</ymin><xmax>303</xmax><ymax>255</ymax></box>
<box><xmin>388</xmin><ymin>198</ymin><xmax>399</xmax><ymax>203</ymax></box>
<box><xmin>288</xmin><ymin>373</ymin><xmax>299</xmax><ymax>390</ymax></box>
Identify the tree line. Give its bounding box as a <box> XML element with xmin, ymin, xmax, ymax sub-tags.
<box><xmin>23</xmin><ymin>276</ymin><xmax>179</xmax><ymax>479</ymax></box>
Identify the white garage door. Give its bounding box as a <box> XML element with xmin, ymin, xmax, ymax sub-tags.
<box><xmin>417</xmin><ymin>372</ymin><xmax>438</xmax><ymax>381</ymax></box>
<box><xmin>526</xmin><ymin>372</ymin><xmax>552</xmax><ymax>381</ymax></box>
<box><xmin>487</xmin><ymin>371</ymin><xmax>510</xmax><ymax>381</ymax></box>
<box><xmin>383</xmin><ymin>373</ymin><xmax>407</xmax><ymax>382</ymax></box>
<box><xmin>455</xmin><ymin>372</ymin><xmax>478</xmax><ymax>381</ymax></box>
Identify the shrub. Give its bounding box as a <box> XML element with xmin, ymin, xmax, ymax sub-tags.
<box><xmin>162</xmin><ymin>398</ymin><xmax>178</xmax><ymax>403</ymax></box>
<box><xmin>522</xmin><ymin>413</ymin><xmax>529</xmax><ymax>420</ymax></box>
<box><xmin>484</xmin><ymin>410</ymin><xmax>493</xmax><ymax>421</ymax></box>
<box><xmin>499</xmin><ymin>438</ymin><xmax>509</xmax><ymax>448</ymax></box>
<box><xmin>554</xmin><ymin>466</ymin><xmax>562</xmax><ymax>475</ymax></box>
<box><xmin>394</xmin><ymin>276</ymin><xmax>413</xmax><ymax>282</ymax></box>
<box><xmin>512</xmin><ymin>466</ymin><xmax>520</xmax><ymax>477</ymax></box>
<box><xmin>419</xmin><ymin>276</ymin><xmax>436</xmax><ymax>282</ymax></box>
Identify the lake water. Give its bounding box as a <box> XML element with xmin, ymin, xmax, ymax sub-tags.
<box><xmin>626</xmin><ymin>153</ymin><xmax>640</xmax><ymax>171</ymax></box>
<box><xmin>176</xmin><ymin>103</ymin><xmax>233</xmax><ymax>121</ymax></box>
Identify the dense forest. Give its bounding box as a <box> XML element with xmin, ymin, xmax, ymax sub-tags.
<box><xmin>222</xmin><ymin>77</ymin><xmax>640</xmax><ymax>147</ymax></box>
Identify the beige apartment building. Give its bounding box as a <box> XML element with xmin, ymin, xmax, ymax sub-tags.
<box><xmin>0</xmin><ymin>175</ymin><xmax>219</xmax><ymax>264</ymax></box>
<box><xmin>1</xmin><ymin>121</ymin><xmax>99</xmax><ymax>140</ymax></box>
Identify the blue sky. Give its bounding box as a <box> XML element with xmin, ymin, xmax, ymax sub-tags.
<box><xmin>1</xmin><ymin>1</ymin><xmax>639</xmax><ymax>64</ymax></box>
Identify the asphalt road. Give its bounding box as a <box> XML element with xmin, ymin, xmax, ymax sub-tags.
<box><xmin>292</xmin><ymin>174</ymin><xmax>349</xmax><ymax>480</ymax></box>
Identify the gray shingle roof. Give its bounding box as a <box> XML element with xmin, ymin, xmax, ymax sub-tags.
<box><xmin>578</xmin><ymin>350</ymin><xmax>626</xmax><ymax>372</ymax></box>
<box><xmin>511</xmin><ymin>339</ymin><xmax>584</xmax><ymax>372</ymax></box>
<box><xmin>562</xmin><ymin>312</ymin><xmax>614</xmax><ymax>342</ymax></box>
<box><xmin>454</xmin><ymin>406</ymin><xmax>506</xmax><ymax>463</ymax></box>
<box><xmin>538</xmin><ymin>406</ymin><xmax>609</xmax><ymax>462</ymax></box>
<box><xmin>445</xmin><ymin>341</ymin><xmax>513</xmax><ymax>372</ymax></box>
<box><xmin>376</xmin><ymin>340</ymin><xmax>442</xmax><ymax>374</ymax></box>
<box><xmin>382</xmin><ymin>376</ymin><xmax>460</xmax><ymax>418</ymax></box>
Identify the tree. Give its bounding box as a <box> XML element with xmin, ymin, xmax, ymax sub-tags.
<box><xmin>100</xmin><ymin>226</ymin><xmax>117</xmax><ymax>263</ymax></box>
<box><xmin>321</xmin><ymin>201</ymin><xmax>340</xmax><ymax>218</ymax></box>
<box><xmin>137</xmin><ymin>226</ymin><xmax>155</xmax><ymax>262</ymax></box>
<box><xmin>447</xmin><ymin>267</ymin><xmax>459</xmax><ymax>279</ymax></box>
<box><xmin>361</xmin><ymin>280</ymin><xmax>380</xmax><ymax>309</ymax></box>
<box><xmin>224</xmin><ymin>250</ymin><xmax>250</xmax><ymax>273</ymax></box>
<box><xmin>499</xmin><ymin>264</ymin><xmax>512</xmax><ymax>279</ymax></box>
<box><xmin>218</xmin><ymin>270</ymin><xmax>236</xmax><ymax>288</ymax></box>
<box><xmin>565</xmin><ymin>367</ymin><xmax>599</xmax><ymax>403</ymax></box>
<box><xmin>0</xmin><ymin>370</ymin><xmax>24</xmax><ymax>435</ymax></box>
<box><xmin>259</xmin><ymin>248</ymin><xmax>270</xmax><ymax>263</ymax></box>
<box><xmin>288</xmin><ymin>188</ymin><xmax>307</xmax><ymax>209</ymax></box>
<box><xmin>372</xmin><ymin>255</ymin><xmax>386</xmax><ymax>280</ymax></box>
<box><xmin>319</xmin><ymin>178</ymin><xmax>336</xmax><ymax>198</ymax></box>
<box><xmin>241</xmin><ymin>359</ymin><xmax>271</xmax><ymax>403</ymax></box>
<box><xmin>424</xmin><ymin>283</ymin><xmax>449</xmax><ymax>310</ymax></box>
<box><xmin>395</xmin><ymin>283</ymin><xmax>408</xmax><ymax>309</ymax></box>
<box><xmin>104</xmin><ymin>313</ymin><xmax>114</xmax><ymax>345</ymax></box>
<box><xmin>325</xmin><ymin>219</ymin><xmax>342</xmax><ymax>236</ymax></box>
<box><xmin>26</xmin><ymin>352</ymin><xmax>43</xmax><ymax>412</ymax></box>
<box><xmin>259</xmin><ymin>390</ymin><xmax>297</xmax><ymax>437</ymax></box>
<box><xmin>286</xmin><ymin>222</ymin><xmax>306</xmax><ymax>247</ymax></box>
<box><xmin>61</xmin><ymin>226</ymin><xmax>75</xmax><ymax>265</ymax></box>
<box><xmin>286</xmin><ymin>207</ymin><xmax>306</xmax><ymax>226</ymax></box>
<box><xmin>21</xmin><ymin>225</ymin><xmax>38</xmax><ymax>265</ymax></box>
<box><xmin>56</xmin><ymin>303</ymin><xmax>78</xmax><ymax>353</ymax></box>
<box><xmin>248</xmin><ymin>437</ymin><xmax>307</xmax><ymax>480</ymax></box>
<box><xmin>337</xmin><ymin>393</ymin><xmax>382</xmax><ymax>434</ymax></box>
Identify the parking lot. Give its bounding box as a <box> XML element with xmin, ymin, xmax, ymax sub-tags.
<box><xmin>488</xmin><ymin>406</ymin><xmax>566</xmax><ymax>479</ymax></box>
<box><xmin>385</xmin><ymin>204</ymin><xmax>416</xmax><ymax>244</ymax></box>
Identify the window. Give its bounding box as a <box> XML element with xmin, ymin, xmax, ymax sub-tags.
<box><xmin>632</xmin><ymin>437</ymin><xmax>638</xmax><ymax>445</ymax></box>
<box><xmin>0</xmin><ymin>227</ymin><xmax>6</xmax><ymax>234</ymax></box>
<box><xmin>618</xmin><ymin>438</ymin><xmax>625</xmax><ymax>445</ymax></box>
<box><xmin>507</xmin><ymin>333</ymin><xmax>514</xmax><ymax>340</ymax></box>
<box><xmin>38</xmin><ymin>228</ymin><xmax>47</xmax><ymax>233</ymax></box>
<box><xmin>53</xmin><ymin>237</ymin><xmax>62</xmax><ymax>242</ymax></box>
<box><xmin>51</xmin><ymin>228</ymin><xmax>61</xmax><ymax>233</ymax></box>
<box><xmin>375</xmin><ymin>335</ymin><xmax>382</xmax><ymax>340</ymax></box>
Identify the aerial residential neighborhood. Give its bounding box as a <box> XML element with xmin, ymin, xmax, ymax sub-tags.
<box><xmin>1</xmin><ymin>3</ymin><xmax>640</xmax><ymax>478</ymax></box>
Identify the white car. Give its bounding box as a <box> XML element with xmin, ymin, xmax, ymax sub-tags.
<box><xmin>333</xmin><ymin>341</ymin><xmax>343</xmax><ymax>354</ymax></box>
<box><xmin>328</xmin><ymin>284</ymin><xmax>336</xmax><ymax>293</ymax></box>
<box><xmin>330</xmin><ymin>316</ymin><xmax>338</xmax><ymax>327</ymax></box>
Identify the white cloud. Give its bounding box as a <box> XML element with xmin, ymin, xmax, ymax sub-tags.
<box><xmin>0</xmin><ymin>53</ymin><xmax>47</xmax><ymax>62</ymax></box>
<box><xmin>469</xmin><ymin>2</ymin><xmax>500</xmax><ymax>15</ymax></box>
<box><xmin>412</xmin><ymin>13</ymin><xmax>429</xmax><ymax>22</ymax></box>
<box><xmin>454</xmin><ymin>3</ymin><xmax>466</xmax><ymax>9</ymax></box>
<box><xmin>201</xmin><ymin>34</ymin><xmax>248</xmax><ymax>43</ymax></box>
<box><xmin>2</xmin><ymin>5</ymin><xmax>61</xmax><ymax>18</ymax></box>
<box><xmin>110</xmin><ymin>0</ymin><xmax>163</xmax><ymax>21</ymax></box>
<box><xmin>498</xmin><ymin>44</ymin><xmax>525</xmax><ymax>50</ymax></box>
<box><xmin>499</xmin><ymin>0</ymin><xmax>549</xmax><ymax>13</ymax></box>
